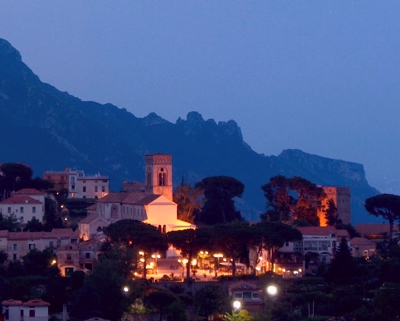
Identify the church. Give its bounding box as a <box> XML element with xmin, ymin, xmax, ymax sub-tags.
<box><xmin>78</xmin><ymin>154</ymin><xmax>195</xmax><ymax>241</ymax></box>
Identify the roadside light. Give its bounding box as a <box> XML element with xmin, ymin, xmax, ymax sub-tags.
<box><xmin>266</xmin><ymin>285</ymin><xmax>278</xmax><ymax>296</ymax></box>
<box><xmin>232</xmin><ymin>300</ymin><xmax>241</xmax><ymax>311</ymax></box>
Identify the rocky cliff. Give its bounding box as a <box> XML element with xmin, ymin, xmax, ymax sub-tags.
<box><xmin>0</xmin><ymin>38</ymin><xmax>380</xmax><ymax>224</ymax></box>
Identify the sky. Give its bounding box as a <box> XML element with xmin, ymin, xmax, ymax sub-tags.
<box><xmin>0</xmin><ymin>1</ymin><xmax>399</xmax><ymax>193</ymax></box>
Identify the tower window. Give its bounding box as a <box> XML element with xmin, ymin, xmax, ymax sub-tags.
<box><xmin>158</xmin><ymin>171</ymin><xmax>167</xmax><ymax>186</ymax></box>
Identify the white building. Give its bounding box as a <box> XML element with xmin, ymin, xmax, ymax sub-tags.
<box><xmin>43</xmin><ymin>168</ymin><xmax>109</xmax><ymax>199</ymax></box>
<box><xmin>2</xmin><ymin>299</ymin><xmax>50</xmax><ymax>321</ymax></box>
<box><xmin>0</xmin><ymin>189</ymin><xmax>45</xmax><ymax>224</ymax></box>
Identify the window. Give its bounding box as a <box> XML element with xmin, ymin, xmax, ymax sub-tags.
<box><xmin>83</xmin><ymin>187</ymin><xmax>86</xmax><ymax>192</ymax></box>
<box><xmin>20</xmin><ymin>206</ymin><xmax>24</xmax><ymax>213</ymax></box>
<box><xmin>102</xmin><ymin>180</ymin><xmax>107</xmax><ymax>183</ymax></box>
<box><xmin>29</xmin><ymin>310</ymin><xmax>35</xmax><ymax>317</ymax></box>
<box><xmin>65</xmin><ymin>267</ymin><xmax>74</xmax><ymax>277</ymax></box>
<box><xmin>252</xmin><ymin>292</ymin><xmax>260</xmax><ymax>299</ymax></box>
<box><xmin>102</xmin><ymin>186</ymin><xmax>105</xmax><ymax>192</ymax></box>
<box><xmin>29</xmin><ymin>244</ymin><xmax>36</xmax><ymax>250</ymax></box>
<box><xmin>13</xmin><ymin>244</ymin><xmax>17</xmax><ymax>250</ymax></box>
<box><xmin>71</xmin><ymin>185</ymin><xmax>75</xmax><ymax>190</ymax></box>
<box><xmin>20</xmin><ymin>216</ymin><xmax>24</xmax><ymax>222</ymax></box>
<box><xmin>243</xmin><ymin>292</ymin><xmax>252</xmax><ymax>299</ymax></box>
<box><xmin>5</xmin><ymin>308</ymin><xmax>9</xmax><ymax>320</ymax></box>
<box><xmin>95</xmin><ymin>186</ymin><xmax>98</xmax><ymax>192</ymax></box>
<box><xmin>86</xmin><ymin>252</ymin><xmax>90</xmax><ymax>259</ymax></box>
<box><xmin>7</xmin><ymin>207</ymin><xmax>11</xmax><ymax>213</ymax></box>
<box><xmin>32</xmin><ymin>207</ymin><xmax>36</xmax><ymax>213</ymax></box>
<box><xmin>234</xmin><ymin>292</ymin><xmax>243</xmax><ymax>299</ymax></box>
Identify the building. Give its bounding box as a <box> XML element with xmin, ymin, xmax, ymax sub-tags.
<box><xmin>2</xmin><ymin>299</ymin><xmax>50</xmax><ymax>321</ymax></box>
<box><xmin>0</xmin><ymin>189</ymin><xmax>45</xmax><ymax>224</ymax></box>
<box><xmin>229</xmin><ymin>281</ymin><xmax>263</xmax><ymax>311</ymax></box>
<box><xmin>318</xmin><ymin>186</ymin><xmax>351</xmax><ymax>226</ymax></box>
<box><xmin>0</xmin><ymin>229</ymin><xmax>78</xmax><ymax>261</ymax></box>
<box><xmin>79</xmin><ymin>154</ymin><xmax>195</xmax><ymax>242</ymax></box>
<box><xmin>349</xmin><ymin>237</ymin><xmax>376</xmax><ymax>258</ymax></box>
<box><xmin>43</xmin><ymin>168</ymin><xmax>109</xmax><ymax>199</ymax></box>
<box><xmin>275</xmin><ymin>226</ymin><xmax>350</xmax><ymax>276</ymax></box>
<box><xmin>354</xmin><ymin>223</ymin><xmax>399</xmax><ymax>242</ymax></box>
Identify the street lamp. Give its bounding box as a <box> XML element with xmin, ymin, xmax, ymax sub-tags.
<box><xmin>266</xmin><ymin>284</ymin><xmax>278</xmax><ymax>296</ymax></box>
<box><xmin>232</xmin><ymin>300</ymin><xmax>241</xmax><ymax>312</ymax></box>
<box><xmin>152</xmin><ymin>253</ymin><xmax>161</xmax><ymax>275</ymax></box>
<box><xmin>213</xmin><ymin>253</ymin><xmax>223</xmax><ymax>271</ymax></box>
<box><xmin>123</xmin><ymin>286</ymin><xmax>129</xmax><ymax>294</ymax></box>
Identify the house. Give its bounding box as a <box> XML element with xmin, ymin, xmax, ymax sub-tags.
<box><xmin>0</xmin><ymin>189</ymin><xmax>46</xmax><ymax>224</ymax></box>
<box><xmin>354</xmin><ymin>223</ymin><xmax>399</xmax><ymax>242</ymax></box>
<box><xmin>2</xmin><ymin>299</ymin><xmax>50</xmax><ymax>321</ymax></box>
<box><xmin>55</xmin><ymin>243</ymin><xmax>80</xmax><ymax>277</ymax></box>
<box><xmin>229</xmin><ymin>281</ymin><xmax>263</xmax><ymax>311</ymax></box>
<box><xmin>2</xmin><ymin>229</ymin><xmax>78</xmax><ymax>261</ymax></box>
<box><xmin>78</xmin><ymin>238</ymin><xmax>103</xmax><ymax>271</ymax></box>
<box><xmin>350</xmin><ymin>237</ymin><xmax>376</xmax><ymax>258</ymax></box>
<box><xmin>43</xmin><ymin>168</ymin><xmax>109</xmax><ymax>199</ymax></box>
<box><xmin>274</xmin><ymin>226</ymin><xmax>350</xmax><ymax>276</ymax></box>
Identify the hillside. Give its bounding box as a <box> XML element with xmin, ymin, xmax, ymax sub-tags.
<box><xmin>0</xmin><ymin>38</ymin><xmax>380</xmax><ymax>223</ymax></box>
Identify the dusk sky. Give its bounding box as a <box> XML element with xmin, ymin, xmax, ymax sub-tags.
<box><xmin>1</xmin><ymin>2</ymin><xmax>399</xmax><ymax>193</ymax></box>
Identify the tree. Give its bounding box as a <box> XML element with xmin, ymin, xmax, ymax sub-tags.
<box><xmin>43</xmin><ymin>198</ymin><xmax>64</xmax><ymax>231</ymax></box>
<box><xmin>195</xmin><ymin>176</ymin><xmax>244</xmax><ymax>225</ymax></box>
<box><xmin>104</xmin><ymin>219</ymin><xmax>168</xmax><ymax>278</ymax></box>
<box><xmin>0</xmin><ymin>163</ymin><xmax>33</xmax><ymax>198</ymax></box>
<box><xmin>212</xmin><ymin>221</ymin><xmax>253</xmax><ymax>277</ymax></box>
<box><xmin>167</xmin><ymin>228</ymin><xmax>212</xmax><ymax>279</ymax></box>
<box><xmin>22</xmin><ymin>249</ymin><xmax>60</xmax><ymax>278</ymax></box>
<box><xmin>0</xmin><ymin>213</ymin><xmax>20</xmax><ymax>231</ymax></box>
<box><xmin>23</xmin><ymin>217</ymin><xmax>44</xmax><ymax>232</ymax></box>
<box><xmin>365</xmin><ymin>194</ymin><xmax>400</xmax><ymax>243</ymax></box>
<box><xmin>173</xmin><ymin>180</ymin><xmax>204</xmax><ymax>223</ymax></box>
<box><xmin>252</xmin><ymin>221</ymin><xmax>302</xmax><ymax>272</ymax></box>
<box><xmin>70</xmin><ymin>258</ymin><xmax>134</xmax><ymax>321</ymax></box>
<box><xmin>326</xmin><ymin>237</ymin><xmax>355</xmax><ymax>283</ymax></box>
<box><xmin>194</xmin><ymin>284</ymin><xmax>228</xmax><ymax>320</ymax></box>
<box><xmin>325</xmin><ymin>199</ymin><xmax>338</xmax><ymax>226</ymax></box>
<box><xmin>145</xmin><ymin>289</ymin><xmax>177</xmax><ymax>321</ymax></box>
<box><xmin>261</xmin><ymin>175</ymin><xmax>326</xmax><ymax>225</ymax></box>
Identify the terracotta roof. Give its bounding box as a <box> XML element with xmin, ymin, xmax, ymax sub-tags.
<box><xmin>14</xmin><ymin>188</ymin><xmax>45</xmax><ymax>195</ymax></box>
<box><xmin>297</xmin><ymin>226</ymin><xmax>337</xmax><ymax>235</ymax></box>
<box><xmin>355</xmin><ymin>223</ymin><xmax>399</xmax><ymax>236</ymax></box>
<box><xmin>0</xmin><ymin>195</ymin><xmax>42</xmax><ymax>205</ymax></box>
<box><xmin>79</xmin><ymin>214</ymin><xmax>108</xmax><ymax>224</ymax></box>
<box><xmin>2</xmin><ymin>299</ymin><xmax>23</xmax><ymax>306</ymax></box>
<box><xmin>22</xmin><ymin>299</ymin><xmax>50</xmax><ymax>307</ymax></box>
<box><xmin>7</xmin><ymin>229</ymin><xmax>78</xmax><ymax>240</ymax></box>
<box><xmin>51</xmin><ymin>228</ymin><xmax>79</xmax><ymax>238</ymax></box>
<box><xmin>229</xmin><ymin>280</ymin><xmax>260</xmax><ymax>290</ymax></box>
<box><xmin>86</xmin><ymin>204</ymin><xmax>97</xmax><ymax>211</ymax></box>
<box><xmin>0</xmin><ymin>230</ymin><xmax>9</xmax><ymax>237</ymax></box>
<box><xmin>350</xmin><ymin>237</ymin><xmax>376</xmax><ymax>247</ymax></box>
<box><xmin>97</xmin><ymin>192</ymin><xmax>131</xmax><ymax>203</ymax></box>
<box><xmin>125</xmin><ymin>193</ymin><xmax>159</xmax><ymax>205</ymax></box>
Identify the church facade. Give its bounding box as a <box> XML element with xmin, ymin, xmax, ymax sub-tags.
<box><xmin>78</xmin><ymin>154</ymin><xmax>195</xmax><ymax>241</ymax></box>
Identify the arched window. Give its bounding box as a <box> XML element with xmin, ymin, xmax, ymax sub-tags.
<box><xmin>158</xmin><ymin>168</ymin><xmax>167</xmax><ymax>186</ymax></box>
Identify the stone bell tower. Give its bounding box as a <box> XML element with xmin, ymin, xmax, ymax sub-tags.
<box><xmin>145</xmin><ymin>154</ymin><xmax>173</xmax><ymax>201</ymax></box>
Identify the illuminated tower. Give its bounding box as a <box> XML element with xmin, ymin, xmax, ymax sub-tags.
<box><xmin>318</xmin><ymin>186</ymin><xmax>351</xmax><ymax>226</ymax></box>
<box><xmin>145</xmin><ymin>154</ymin><xmax>173</xmax><ymax>201</ymax></box>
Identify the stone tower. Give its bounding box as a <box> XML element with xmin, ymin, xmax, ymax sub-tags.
<box><xmin>145</xmin><ymin>154</ymin><xmax>173</xmax><ymax>201</ymax></box>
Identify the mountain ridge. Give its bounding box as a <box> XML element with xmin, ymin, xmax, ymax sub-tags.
<box><xmin>0</xmin><ymin>38</ymin><xmax>380</xmax><ymax>223</ymax></box>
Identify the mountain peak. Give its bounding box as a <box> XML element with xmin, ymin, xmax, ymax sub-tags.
<box><xmin>0</xmin><ymin>38</ymin><xmax>22</xmax><ymax>62</ymax></box>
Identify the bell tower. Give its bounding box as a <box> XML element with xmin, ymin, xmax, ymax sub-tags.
<box><xmin>145</xmin><ymin>154</ymin><xmax>173</xmax><ymax>201</ymax></box>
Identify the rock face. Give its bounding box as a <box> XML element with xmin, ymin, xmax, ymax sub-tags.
<box><xmin>0</xmin><ymin>38</ymin><xmax>380</xmax><ymax>224</ymax></box>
